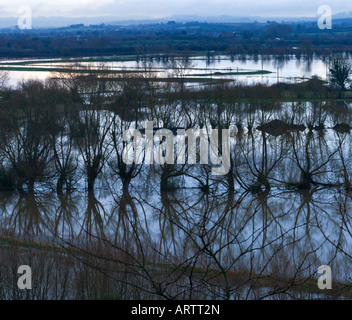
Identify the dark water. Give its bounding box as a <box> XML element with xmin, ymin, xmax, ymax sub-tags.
<box><xmin>1</xmin><ymin>98</ymin><xmax>352</xmax><ymax>299</ymax></box>
<box><xmin>2</xmin><ymin>58</ymin><xmax>352</xmax><ymax>301</ymax></box>
<box><xmin>4</xmin><ymin>54</ymin><xmax>329</xmax><ymax>86</ymax></box>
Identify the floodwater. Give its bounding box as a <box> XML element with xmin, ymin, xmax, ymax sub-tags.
<box><xmin>2</xmin><ymin>54</ymin><xmax>329</xmax><ymax>87</ymax></box>
<box><xmin>1</xmin><ymin>96</ymin><xmax>352</xmax><ymax>299</ymax></box>
<box><xmin>0</xmin><ymin>56</ymin><xmax>352</xmax><ymax>300</ymax></box>
<box><xmin>0</xmin><ymin>181</ymin><xmax>351</xmax><ymax>299</ymax></box>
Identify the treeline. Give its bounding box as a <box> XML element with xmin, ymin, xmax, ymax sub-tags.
<box><xmin>2</xmin><ymin>19</ymin><xmax>352</xmax><ymax>58</ymax></box>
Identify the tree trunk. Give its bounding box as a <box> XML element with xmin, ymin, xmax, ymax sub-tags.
<box><xmin>87</xmin><ymin>170</ymin><xmax>97</xmax><ymax>192</ymax></box>
<box><xmin>160</xmin><ymin>173</ymin><xmax>169</xmax><ymax>193</ymax></box>
<box><xmin>27</xmin><ymin>179</ymin><xmax>35</xmax><ymax>194</ymax></box>
<box><xmin>299</xmin><ymin>172</ymin><xmax>312</xmax><ymax>189</ymax></box>
<box><xmin>56</xmin><ymin>176</ymin><xmax>65</xmax><ymax>196</ymax></box>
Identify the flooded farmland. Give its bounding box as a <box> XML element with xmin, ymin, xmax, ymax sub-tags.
<box><xmin>0</xmin><ymin>50</ymin><xmax>352</xmax><ymax>300</ymax></box>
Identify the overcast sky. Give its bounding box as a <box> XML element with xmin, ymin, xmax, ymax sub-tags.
<box><xmin>1</xmin><ymin>0</ymin><xmax>352</xmax><ymax>18</ymax></box>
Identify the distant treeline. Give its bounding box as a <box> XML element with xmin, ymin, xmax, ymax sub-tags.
<box><xmin>2</xmin><ymin>19</ymin><xmax>352</xmax><ymax>58</ymax></box>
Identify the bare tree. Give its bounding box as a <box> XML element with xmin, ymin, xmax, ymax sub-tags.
<box><xmin>329</xmin><ymin>55</ymin><xmax>352</xmax><ymax>97</ymax></box>
<box><xmin>68</xmin><ymin>74</ymin><xmax>113</xmax><ymax>192</ymax></box>
<box><xmin>0</xmin><ymin>70</ymin><xmax>8</xmax><ymax>90</ymax></box>
<box><xmin>0</xmin><ymin>81</ymin><xmax>54</xmax><ymax>193</ymax></box>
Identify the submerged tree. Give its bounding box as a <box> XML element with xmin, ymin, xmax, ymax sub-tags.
<box><xmin>0</xmin><ymin>70</ymin><xmax>8</xmax><ymax>90</ymax></box>
<box><xmin>329</xmin><ymin>56</ymin><xmax>352</xmax><ymax>96</ymax></box>
<box><xmin>0</xmin><ymin>81</ymin><xmax>55</xmax><ymax>193</ymax></box>
<box><xmin>69</xmin><ymin>74</ymin><xmax>113</xmax><ymax>192</ymax></box>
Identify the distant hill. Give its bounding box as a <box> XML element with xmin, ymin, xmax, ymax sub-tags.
<box><xmin>0</xmin><ymin>14</ymin><xmax>319</xmax><ymax>30</ymax></box>
<box><xmin>1</xmin><ymin>11</ymin><xmax>352</xmax><ymax>30</ymax></box>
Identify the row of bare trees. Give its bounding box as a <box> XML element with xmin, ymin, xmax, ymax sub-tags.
<box><xmin>1</xmin><ymin>68</ymin><xmax>352</xmax><ymax>299</ymax></box>
<box><xmin>0</xmin><ymin>71</ymin><xmax>352</xmax><ymax>196</ymax></box>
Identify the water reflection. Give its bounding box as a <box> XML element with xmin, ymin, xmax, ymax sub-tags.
<box><xmin>0</xmin><ymin>181</ymin><xmax>351</xmax><ymax>299</ymax></box>
<box><xmin>1</xmin><ymin>80</ymin><xmax>352</xmax><ymax>299</ymax></box>
<box><xmin>5</xmin><ymin>54</ymin><xmax>330</xmax><ymax>86</ymax></box>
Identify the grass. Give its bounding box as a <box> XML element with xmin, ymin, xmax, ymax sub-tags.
<box><xmin>0</xmin><ymin>65</ymin><xmax>271</xmax><ymax>76</ymax></box>
<box><xmin>0</xmin><ymin>55</ymin><xmax>272</xmax><ymax>80</ymax></box>
<box><xmin>0</xmin><ymin>56</ymin><xmax>139</xmax><ymax>66</ymax></box>
<box><xmin>191</xmin><ymin>70</ymin><xmax>272</xmax><ymax>76</ymax></box>
<box><xmin>2</xmin><ymin>233</ymin><xmax>351</xmax><ymax>299</ymax></box>
<box><xmin>0</xmin><ymin>66</ymin><xmax>150</xmax><ymax>74</ymax></box>
<box><xmin>0</xmin><ymin>235</ymin><xmax>63</xmax><ymax>253</ymax></box>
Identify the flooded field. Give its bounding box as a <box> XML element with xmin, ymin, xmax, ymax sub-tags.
<box><xmin>0</xmin><ymin>54</ymin><xmax>329</xmax><ymax>87</ymax></box>
<box><xmin>0</xmin><ymin>55</ymin><xmax>352</xmax><ymax>300</ymax></box>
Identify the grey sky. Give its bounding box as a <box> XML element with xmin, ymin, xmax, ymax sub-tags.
<box><xmin>1</xmin><ymin>0</ymin><xmax>352</xmax><ymax>18</ymax></box>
